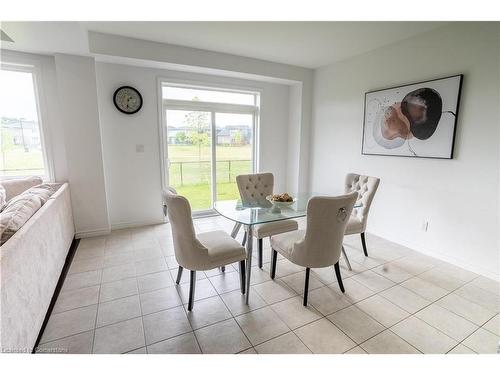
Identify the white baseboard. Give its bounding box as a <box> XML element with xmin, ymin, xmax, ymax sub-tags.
<box><xmin>110</xmin><ymin>219</ymin><xmax>166</xmax><ymax>231</ymax></box>
<box><xmin>368</xmin><ymin>231</ymin><xmax>499</xmax><ymax>282</ymax></box>
<box><xmin>75</xmin><ymin>227</ymin><xmax>111</xmax><ymax>239</ymax></box>
<box><xmin>76</xmin><ymin>219</ymin><xmax>166</xmax><ymax>237</ymax></box>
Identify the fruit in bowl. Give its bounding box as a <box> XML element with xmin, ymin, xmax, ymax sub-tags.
<box><xmin>266</xmin><ymin>193</ymin><xmax>296</xmax><ymax>212</ymax></box>
<box><xmin>270</xmin><ymin>193</ymin><xmax>294</xmax><ymax>202</ymax></box>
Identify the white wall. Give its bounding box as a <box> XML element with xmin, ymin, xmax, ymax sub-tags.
<box><xmin>310</xmin><ymin>23</ymin><xmax>500</xmax><ymax>279</ymax></box>
<box><xmin>95</xmin><ymin>62</ymin><xmax>290</xmax><ymax>229</ymax></box>
<box><xmin>54</xmin><ymin>54</ymin><xmax>110</xmax><ymax>237</ymax></box>
<box><xmin>2</xmin><ymin>51</ymin><xmax>110</xmax><ymax>237</ymax></box>
<box><xmin>287</xmin><ymin>83</ymin><xmax>302</xmax><ymax>194</ymax></box>
<box><xmin>3</xmin><ymin>37</ymin><xmax>309</xmax><ymax>235</ymax></box>
<box><xmin>89</xmin><ymin>32</ymin><xmax>314</xmax><ymax>195</ymax></box>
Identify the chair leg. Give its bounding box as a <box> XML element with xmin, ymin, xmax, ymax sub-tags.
<box><xmin>258</xmin><ymin>239</ymin><xmax>263</xmax><ymax>269</ymax></box>
<box><xmin>270</xmin><ymin>249</ymin><xmax>278</xmax><ymax>279</ymax></box>
<box><xmin>361</xmin><ymin>232</ymin><xmax>368</xmax><ymax>257</ymax></box>
<box><xmin>239</xmin><ymin>260</ymin><xmax>246</xmax><ymax>294</ymax></box>
<box><xmin>303</xmin><ymin>268</ymin><xmax>310</xmax><ymax>306</ymax></box>
<box><xmin>188</xmin><ymin>270</ymin><xmax>196</xmax><ymax>311</ymax></box>
<box><xmin>334</xmin><ymin>262</ymin><xmax>345</xmax><ymax>293</ymax></box>
<box><xmin>242</xmin><ymin>231</ymin><xmax>247</xmax><ymax>246</ymax></box>
<box><xmin>175</xmin><ymin>266</ymin><xmax>183</xmax><ymax>284</ymax></box>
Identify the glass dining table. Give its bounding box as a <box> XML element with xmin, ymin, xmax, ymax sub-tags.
<box><xmin>214</xmin><ymin>192</ymin><xmax>362</xmax><ymax>304</ymax></box>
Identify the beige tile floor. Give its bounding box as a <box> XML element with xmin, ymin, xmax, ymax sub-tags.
<box><xmin>37</xmin><ymin>216</ymin><xmax>500</xmax><ymax>354</ymax></box>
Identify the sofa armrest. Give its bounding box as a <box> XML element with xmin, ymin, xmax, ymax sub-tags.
<box><xmin>0</xmin><ymin>176</ymin><xmax>43</xmax><ymax>201</ymax></box>
<box><xmin>1</xmin><ymin>182</ymin><xmax>75</xmax><ymax>352</ymax></box>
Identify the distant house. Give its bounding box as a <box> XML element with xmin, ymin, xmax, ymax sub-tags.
<box><xmin>167</xmin><ymin>124</ymin><xmax>251</xmax><ymax>145</ymax></box>
<box><xmin>1</xmin><ymin>119</ymin><xmax>41</xmax><ymax>150</ymax></box>
<box><xmin>216</xmin><ymin>125</ymin><xmax>251</xmax><ymax>145</ymax></box>
<box><xmin>216</xmin><ymin>128</ymin><xmax>231</xmax><ymax>144</ymax></box>
<box><xmin>167</xmin><ymin>126</ymin><xmax>192</xmax><ymax>144</ymax></box>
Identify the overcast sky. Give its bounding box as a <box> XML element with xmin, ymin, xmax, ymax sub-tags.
<box><xmin>0</xmin><ymin>69</ymin><xmax>39</xmax><ymax>121</ymax></box>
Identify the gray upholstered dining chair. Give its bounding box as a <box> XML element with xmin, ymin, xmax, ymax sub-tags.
<box><xmin>344</xmin><ymin>173</ymin><xmax>380</xmax><ymax>257</ymax></box>
<box><xmin>236</xmin><ymin>172</ymin><xmax>298</xmax><ymax>268</ymax></box>
<box><xmin>163</xmin><ymin>189</ymin><xmax>247</xmax><ymax>311</ymax></box>
<box><xmin>270</xmin><ymin>193</ymin><xmax>357</xmax><ymax>306</ymax></box>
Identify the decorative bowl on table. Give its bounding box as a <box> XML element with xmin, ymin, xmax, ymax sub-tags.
<box><xmin>266</xmin><ymin>193</ymin><xmax>296</xmax><ymax>213</ymax></box>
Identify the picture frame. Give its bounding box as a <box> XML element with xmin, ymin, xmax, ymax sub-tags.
<box><xmin>361</xmin><ymin>74</ymin><xmax>463</xmax><ymax>159</ymax></box>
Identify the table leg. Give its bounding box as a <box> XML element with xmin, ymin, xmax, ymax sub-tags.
<box><xmin>230</xmin><ymin>222</ymin><xmax>242</xmax><ymax>239</ymax></box>
<box><xmin>342</xmin><ymin>245</ymin><xmax>352</xmax><ymax>271</ymax></box>
<box><xmin>245</xmin><ymin>225</ymin><xmax>253</xmax><ymax>304</ymax></box>
<box><xmin>226</xmin><ymin>222</ymin><xmax>242</xmax><ymax>274</ymax></box>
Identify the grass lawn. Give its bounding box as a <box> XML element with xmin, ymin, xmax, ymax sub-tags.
<box><xmin>168</xmin><ymin>144</ymin><xmax>252</xmax><ymax>162</ymax></box>
<box><xmin>175</xmin><ymin>182</ymin><xmax>240</xmax><ymax>210</ymax></box>
<box><xmin>168</xmin><ymin>144</ymin><xmax>252</xmax><ymax>210</ymax></box>
<box><xmin>0</xmin><ymin>147</ymin><xmax>45</xmax><ymax>176</ymax></box>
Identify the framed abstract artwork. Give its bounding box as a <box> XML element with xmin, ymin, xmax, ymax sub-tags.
<box><xmin>362</xmin><ymin>74</ymin><xmax>463</xmax><ymax>159</ymax></box>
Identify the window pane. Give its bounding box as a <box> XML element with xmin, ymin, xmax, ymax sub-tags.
<box><xmin>163</xmin><ymin>86</ymin><xmax>255</xmax><ymax>105</ymax></box>
<box><xmin>215</xmin><ymin>113</ymin><xmax>253</xmax><ymax>202</ymax></box>
<box><xmin>166</xmin><ymin>109</ymin><xmax>212</xmax><ymax>211</ymax></box>
<box><xmin>0</xmin><ymin>69</ymin><xmax>46</xmax><ymax>178</ymax></box>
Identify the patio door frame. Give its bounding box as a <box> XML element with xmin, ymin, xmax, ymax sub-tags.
<box><xmin>158</xmin><ymin>79</ymin><xmax>260</xmax><ymax>217</ymax></box>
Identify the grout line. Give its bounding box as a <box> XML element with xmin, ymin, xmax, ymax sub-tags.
<box><xmin>36</xmin><ymin>329</ymin><xmax>95</xmax><ymax>349</ymax></box>
<box><xmin>366</xmin><ymin>274</ymin><xmax>483</xmax><ymax>353</ymax></box>
<box><xmin>205</xmin><ymin>266</ymin><xmax>255</xmax><ymax>353</ymax></box>
<box><xmin>294</xmin><ymin>265</ymin><xmax>458</xmax><ymax>353</ymax></box>
<box><xmin>287</xmin><ymin>330</ymin><xmax>314</xmax><ymax>354</ymax></box>
<box><xmin>135</xmin><ymin>276</ymin><xmax>148</xmax><ymax>354</ymax></box>
<box><xmin>90</xmin><ymin>259</ymin><xmax>104</xmax><ymax>354</ymax></box>
<box><xmin>265</xmin><ymin>300</ymin><xmax>323</xmax><ymax>353</ymax></box>
<box><xmin>479</xmin><ymin>314</ymin><xmax>500</xmax><ymax>336</ymax></box>
<box><xmin>57</xmin><ymin>262</ymin><xmax>482</xmax><ymax>354</ymax></box>
<box><xmin>123</xmin><ymin>346</ymin><xmax>147</xmax><ymax>354</ymax></box>
<box><xmin>362</xmin><ymin>327</ymin><xmax>423</xmax><ymax>354</ymax></box>
<box><xmin>177</xmin><ymin>274</ymin><xmax>204</xmax><ymax>354</ymax></box>
<box><xmin>49</xmin><ymin>219</ymin><xmax>498</xmax><ymax>354</ymax></box>
<box><xmin>53</xmin><ymin>270</ymin><xmax>444</xmax><ymax>349</ymax></box>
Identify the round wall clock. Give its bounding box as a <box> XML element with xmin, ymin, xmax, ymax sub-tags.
<box><xmin>113</xmin><ymin>86</ymin><xmax>143</xmax><ymax>114</ymax></box>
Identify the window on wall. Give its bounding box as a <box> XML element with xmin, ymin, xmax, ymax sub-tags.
<box><xmin>0</xmin><ymin>65</ymin><xmax>49</xmax><ymax>179</ymax></box>
<box><xmin>161</xmin><ymin>83</ymin><xmax>260</xmax><ymax>213</ymax></box>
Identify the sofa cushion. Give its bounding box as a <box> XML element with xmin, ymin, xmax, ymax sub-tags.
<box><xmin>0</xmin><ymin>176</ymin><xmax>43</xmax><ymax>201</ymax></box>
<box><xmin>0</xmin><ymin>183</ymin><xmax>61</xmax><ymax>245</ymax></box>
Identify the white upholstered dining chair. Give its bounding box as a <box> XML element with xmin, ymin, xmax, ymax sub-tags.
<box><xmin>162</xmin><ymin>186</ymin><xmax>178</xmax><ymax>216</ymax></box>
<box><xmin>236</xmin><ymin>172</ymin><xmax>298</xmax><ymax>268</ymax></box>
<box><xmin>163</xmin><ymin>189</ymin><xmax>247</xmax><ymax>311</ymax></box>
<box><xmin>270</xmin><ymin>193</ymin><xmax>357</xmax><ymax>306</ymax></box>
<box><xmin>344</xmin><ymin>173</ymin><xmax>380</xmax><ymax>257</ymax></box>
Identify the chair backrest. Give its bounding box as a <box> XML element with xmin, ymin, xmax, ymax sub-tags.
<box><xmin>163</xmin><ymin>189</ymin><xmax>206</xmax><ymax>269</ymax></box>
<box><xmin>293</xmin><ymin>193</ymin><xmax>357</xmax><ymax>268</ymax></box>
<box><xmin>344</xmin><ymin>173</ymin><xmax>380</xmax><ymax>230</ymax></box>
<box><xmin>236</xmin><ymin>172</ymin><xmax>274</xmax><ymax>205</ymax></box>
<box><xmin>162</xmin><ymin>186</ymin><xmax>177</xmax><ymax>216</ymax></box>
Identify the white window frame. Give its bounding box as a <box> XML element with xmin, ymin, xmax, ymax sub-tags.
<box><xmin>0</xmin><ymin>61</ymin><xmax>54</xmax><ymax>181</ymax></box>
<box><xmin>157</xmin><ymin>78</ymin><xmax>261</xmax><ymax>216</ymax></box>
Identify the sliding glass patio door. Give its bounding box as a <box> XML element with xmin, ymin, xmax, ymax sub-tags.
<box><xmin>162</xmin><ymin>84</ymin><xmax>259</xmax><ymax>214</ymax></box>
<box><xmin>166</xmin><ymin>109</ymin><xmax>213</xmax><ymax>211</ymax></box>
<box><xmin>214</xmin><ymin>113</ymin><xmax>253</xmax><ymax>203</ymax></box>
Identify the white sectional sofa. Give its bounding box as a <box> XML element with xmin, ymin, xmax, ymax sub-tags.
<box><xmin>1</xmin><ymin>180</ymin><xmax>75</xmax><ymax>353</ymax></box>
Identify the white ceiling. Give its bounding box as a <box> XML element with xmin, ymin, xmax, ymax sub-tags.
<box><xmin>1</xmin><ymin>22</ymin><xmax>90</xmax><ymax>56</ymax></box>
<box><xmin>1</xmin><ymin>21</ymin><xmax>448</xmax><ymax>68</ymax></box>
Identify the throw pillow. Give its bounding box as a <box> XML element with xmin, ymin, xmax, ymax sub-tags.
<box><xmin>0</xmin><ymin>185</ymin><xmax>6</xmax><ymax>211</ymax></box>
<box><xmin>0</xmin><ymin>183</ymin><xmax>62</xmax><ymax>245</ymax></box>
